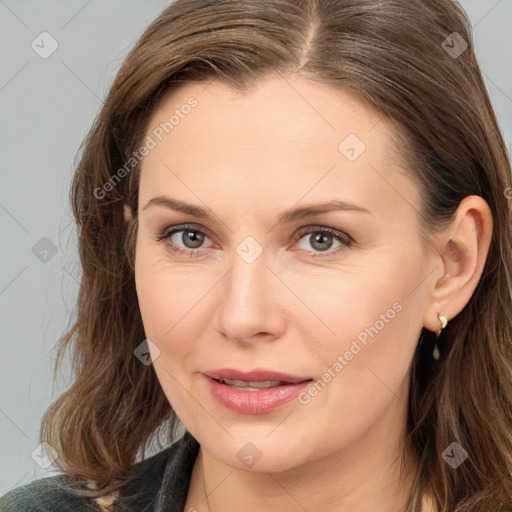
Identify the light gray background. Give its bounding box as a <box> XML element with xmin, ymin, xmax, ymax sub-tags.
<box><xmin>1</xmin><ymin>0</ymin><xmax>511</xmax><ymax>496</ymax></box>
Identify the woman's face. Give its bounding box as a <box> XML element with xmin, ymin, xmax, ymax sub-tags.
<box><xmin>133</xmin><ymin>74</ymin><xmax>438</xmax><ymax>472</ymax></box>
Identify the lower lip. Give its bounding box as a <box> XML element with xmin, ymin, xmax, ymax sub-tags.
<box><xmin>203</xmin><ymin>374</ymin><xmax>313</xmax><ymax>415</ymax></box>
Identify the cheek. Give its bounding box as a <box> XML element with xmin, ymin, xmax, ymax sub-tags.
<box><xmin>134</xmin><ymin>245</ymin><xmax>214</xmax><ymax>342</ymax></box>
<box><xmin>296</xmin><ymin>252</ymin><xmax>425</xmax><ymax>386</ymax></box>
<box><xmin>134</xmin><ymin>254</ymin><xmax>213</xmax><ymax>412</ymax></box>
<box><xmin>288</xmin><ymin>256</ymin><xmax>425</xmax><ymax>452</ymax></box>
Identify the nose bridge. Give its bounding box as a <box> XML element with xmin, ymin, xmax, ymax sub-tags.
<box><xmin>225</xmin><ymin>238</ymin><xmax>271</xmax><ymax>316</ymax></box>
<box><xmin>214</xmin><ymin>235</ymin><xmax>284</xmax><ymax>341</ymax></box>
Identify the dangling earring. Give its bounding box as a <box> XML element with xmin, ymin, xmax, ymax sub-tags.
<box><xmin>433</xmin><ymin>314</ymin><xmax>448</xmax><ymax>360</ymax></box>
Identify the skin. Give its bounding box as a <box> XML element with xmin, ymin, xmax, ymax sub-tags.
<box><xmin>123</xmin><ymin>73</ymin><xmax>492</xmax><ymax>512</ymax></box>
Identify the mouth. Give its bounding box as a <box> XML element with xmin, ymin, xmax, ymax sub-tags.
<box><xmin>210</xmin><ymin>377</ymin><xmax>312</xmax><ymax>391</ymax></box>
<box><xmin>203</xmin><ymin>368</ymin><xmax>313</xmax><ymax>388</ymax></box>
<box><xmin>202</xmin><ymin>369</ymin><xmax>314</xmax><ymax>414</ymax></box>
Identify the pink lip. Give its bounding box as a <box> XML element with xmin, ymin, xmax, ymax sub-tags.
<box><xmin>202</xmin><ymin>369</ymin><xmax>313</xmax><ymax>415</ymax></box>
<box><xmin>203</xmin><ymin>368</ymin><xmax>311</xmax><ymax>383</ymax></box>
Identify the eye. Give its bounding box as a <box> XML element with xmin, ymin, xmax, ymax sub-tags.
<box><xmin>155</xmin><ymin>224</ymin><xmax>215</xmax><ymax>257</ymax></box>
<box><xmin>155</xmin><ymin>224</ymin><xmax>353</xmax><ymax>258</ymax></box>
<box><xmin>293</xmin><ymin>226</ymin><xmax>353</xmax><ymax>258</ymax></box>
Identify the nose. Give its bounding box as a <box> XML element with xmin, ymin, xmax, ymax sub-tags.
<box><xmin>213</xmin><ymin>243</ymin><xmax>287</xmax><ymax>345</ymax></box>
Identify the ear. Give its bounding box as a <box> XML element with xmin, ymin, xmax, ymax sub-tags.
<box><xmin>123</xmin><ymin>202</ymin><xmax>134</xmax><ymax>224</ymax></box>
<box><xmin>422</xmin><ymin>195</ymin><xmax>493</xmax><ymax>333</ymax></box>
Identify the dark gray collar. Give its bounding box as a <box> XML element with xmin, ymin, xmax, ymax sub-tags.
<box><xmin>116</xmin><ymin>430</ymin><xmax>200</xmax><ymax>512</ymax></box>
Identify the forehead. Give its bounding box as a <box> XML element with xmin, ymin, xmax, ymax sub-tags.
<box><xmin>139</xmin><ymin>74</ymin><xmax>419</xmax><ymax>220</ymax></box>
<box><xmin>145</xmin><ymin>74</ymin><xmax>385</xmax><ymax>157</ymax></box>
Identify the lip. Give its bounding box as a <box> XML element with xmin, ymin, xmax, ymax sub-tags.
<box><xmin>203</xmin><ymin>368</ymin><xmax>311</xmax><ymax>383</ymax></box>
<box><xmin>202</xmin><ymin>369</ymin><xmax>314</xmax><ymax>415</ymax></box>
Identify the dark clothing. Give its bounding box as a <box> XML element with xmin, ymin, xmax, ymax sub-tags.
<box><xmin>0</xmin><ymin>430</ymin><xmax>200</xmax><ymax>512</ymax></box>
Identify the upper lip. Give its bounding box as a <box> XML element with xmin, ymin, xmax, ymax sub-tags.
<box><xmin>203</xmin><ymin>368</ymin><xmax>313</xmax><ymax>383</ymax></box>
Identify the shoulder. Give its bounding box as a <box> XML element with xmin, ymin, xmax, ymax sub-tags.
<box><xmin>0</xmin><ymin>474</ymin><xmax>101</xmax><ymax>511</ymax></box>
<box><xmin>115</xmin><ymin>429</ymin><xmax>200</xmax><ymax>510</ymax></box>
<box><xmin>0</xmin><ymin>431</ymin><xmax>200</xmax><ymax>512</ymax></box>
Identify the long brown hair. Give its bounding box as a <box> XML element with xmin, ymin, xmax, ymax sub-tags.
<box><xmin>40</xmin><ymin>0</ymin><xmax>512</xmax><ymax>510</ymax></box>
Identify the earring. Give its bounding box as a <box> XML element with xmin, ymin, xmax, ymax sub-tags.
<box><xmin>433</xmin><ymin>314</ymin><xmax>448</xmax><ymax>360</ymax></box>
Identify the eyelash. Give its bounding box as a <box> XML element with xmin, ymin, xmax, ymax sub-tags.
<box><xmin>155</xmin><ymin>223</ymin><xmax>353</xmax><ymax>259</ymax></box>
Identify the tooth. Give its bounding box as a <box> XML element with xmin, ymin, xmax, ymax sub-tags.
<box><xmin>221</xmin><ymin>378</ymin><xmax>283</xmax><ymax>388</ymax></box>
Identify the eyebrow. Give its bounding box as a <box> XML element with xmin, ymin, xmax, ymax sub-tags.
<box><xmin>142</xmin><ymin>195</ymin><xmax>371</xmax><ymax>222</ymax></box>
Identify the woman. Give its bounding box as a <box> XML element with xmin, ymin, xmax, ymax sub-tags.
<box><xmin>2</xmin><ymin>0</ymin><xmax>511</xmax><ymax>511</ymax></box>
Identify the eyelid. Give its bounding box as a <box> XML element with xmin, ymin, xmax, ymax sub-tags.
<box><xmin>156</xmin><ymin>222</ymin><xmax>353</xmax><ymax>257</ymax></box>
<box><xmin>156</xmin><ymin>223</ymin><xmax>215</xmax><ymax>242</ymax></box>
<box><xmin>293</xmin><ymin>225</ymin><xmax>353</xmax><ymax>244</ymax></box>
